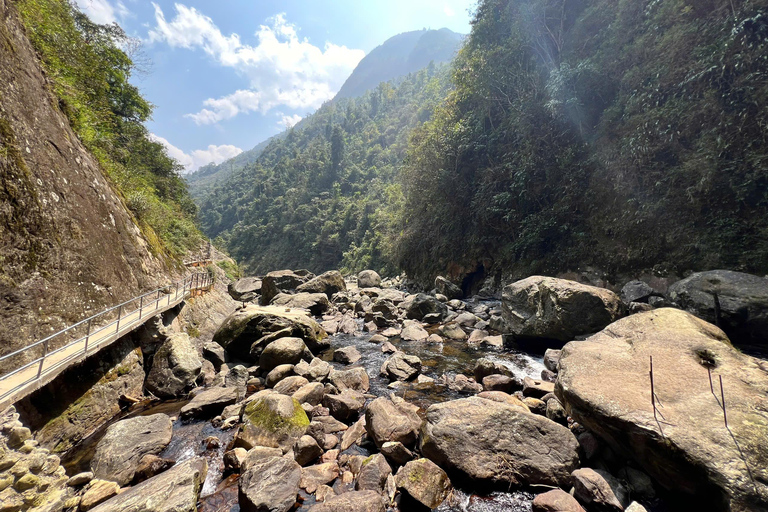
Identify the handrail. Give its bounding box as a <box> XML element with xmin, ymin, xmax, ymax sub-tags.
<box><xmin>0</xmin><ymin>272</ymin><xmax>213</xmax><ymax>408</ymax></box>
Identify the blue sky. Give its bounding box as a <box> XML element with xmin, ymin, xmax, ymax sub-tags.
<box><xmin>73</xmin><ymin>0</ymin><xmax>475</xmax><ymax>172</ymax></box>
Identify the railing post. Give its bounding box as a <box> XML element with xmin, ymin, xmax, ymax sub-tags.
<box><xmin>139</xmin><ymin>295</ymin><xmax>144</xmax><ymax>318</ymax></box>
<box><xmin>85</xmin><ymin>318</ymin><xmax>92</xmax><ymax>353</ymax></box>
<box><xmin>37</xmin><ymin>340</ymin><xmax>48</xmax><ymax>378</ymax></box>
<box><xmin>116</xmin><ymin>305</ymin><xmax>123</xmax><ymax>334</ymax></box>
<box><xmin>155</xmin><ymin>290</ymin><xmax>160</xmax><ymax>310</ymax></box>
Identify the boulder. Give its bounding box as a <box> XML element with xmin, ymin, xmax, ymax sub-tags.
<box><xmin>438</xmin><ymin>322</ymin><xmax>467</xmax><ymax>341</ymax></box>
<box><xmin>259</xmin><ymin>337</ymin><xmax>311</xmax><ymax>373</ymax></box>
<box><xmin>473</xmin><ymin>358</ymin><xmax>514</xmax><ymax>381</ymax></box>
<box><xmin>241</xmin><ymin>446</ymin><xmax>283</xmax><ymax>472</ymax></box>
<box><xmin>667</xmin><ymin>269</ymin><xmax>768</xmax><ymax>350</ymax></box>
<box><xmin>532</xmin><ymin>489</ymin><xmax>586</xmax><ymax>512</ymax></box>
<box><xmin>133</xmin><ymin>454</ymin><xmax>175</xmax><ymax>484</ymax></box>
<box><xmin>213</xmin><ymin>305</ymin><xmax>328</xmax><ymax>361</ymax></box>
<box><xmin>571</xmin><ymin>468</ymin><xmax>628</xmax><ymax>512</ymax></box>
<box><xmin>556</xmin><ymin>308</ymin><xmax>768</xmax><ymax>511</ymax></box>
<box><xmin>273</xmin><ymin>375</ymin><xmax>310</xmax><ymax>395</ymax></box>
<box><xmin>80</xmin><ymin>480</ymin><xmax>120</xmax><ymax>511</ymax></box>
<box><xmin>292</xmin><ymin>382</ymin><xmax>325</xmax><ymax>406</ymax></box>
<box><xmin>502</xmin><ymin>276</ymin><xmax>625</xmax><ymax>342</ymax></box>
<box><xmin>482</xmin><ymin>374</ymin><xmax>521</xmax><ymax>393</ymax></box>
<box><xmin>271</xmin><ymin>292</ymin><xmax>330</xmax><ymax>315</ymax></box>
<box><xmin>365</xmin><ymin>396</ymin><xmax>422</xmax><ymax>449</ymax></box>
<box><xmin>308</xmin><ymin>490</ymin><xmax>385</xmax><ymax>512</ymax></box>
<box><xmin>261</xmin><ymin>270</ymin><xmax>313</xmax><ymax>304</ymax></box>
<box><xmin>395</xmin><ymin>458</ymin><xmax>451</xmax><ymax>509</ymax></box>
<box><xmin>236</xmin><ymin>391</ymin><xmax>310</xmax><ymax>450</ymax></box>
<box><xmin>340</xmin><ymin>416</ymin><xmax>367</xmax><ymax>451</ymax></box>
<box><xmin>358</xmin><ymin>270</ymin><xmax>382</xmax><ymax>288</ymax></box>
<box><xmin>300</xmin><ymin>462</ymin><xmax>340</xmax><ymax>493</ymax></box>
<box><xmin>328</xmin><ymin>367</ymin><xmax>370</xmax><ymax>393</ymax></box>
<box><xmin>381</xmin><ymin>441</ymin><xmax>414</xmax><ymax>466</ymax></box>
<box><xmin>356</xmin><ymin>453</ymin><xmax>391</xmax><ymax>491</ymax></box>
<box><xmin>543</xmin><ymin>349</ymin><xmax>561</xmax><ymax>372</ymax></box>
<box><xmin>90</xmin><ymin>414</ymin><xmax>173</xmax><ymax>486</ymax></box>
<box><xmin>523</xmin><ymin>376</ymin><xmax>555</xmax><ymax>398</ymax></box>
<box><xmin>333</xmin><ymin>346</ymin><xmax>361</xmax><ymax>365</ymax></box>
<box><xmin>145</xmin><ymin>333</ymin><xmax>202</xmax><ymax>398</ymax></box>
<box><xmin>239</xmin><ymin>456</ymin><xmax>301</xmax><ymax>512</ymax></box>
<box><xmin>435</xmin><ymin>276</ymin><xmax>463</xmax><ymax>300</ymax></box>
<box><xmin>403</xmin><ymin>294</ymin><xmax>448</xmax><ymax>321</ymax></box>
<box><xmin>203</xmin><ymin>342</ymin><xmax>227</xmax><ymax>370</ymax></box>
<box><xmin>265</xmin><ymin>364</ymin><xmax>296</xmax><ymax>387</ymax></box>
<box><xmin>295</xmin><ymin>358</ymin><xmax>333</xmax><ymax>382</ymax></box>
<box><xmin>400</xmin><ymin>320</ymin><xmax>429</xmax><ymax>341</ymax></box>
<box><xmin>229</xmin><ymin>277</ymin><xmax>262</xmax><ymax>301</ymax></box>
<box><xmin>420</xmin><ymin>397</ymin><xmax>579</xmax><ymax>488</ymax></box>
<box><xmin>322</xmin><ymin>390</ymin><xmax>366</xmax><ymax>422</ymax></box>
<box><xmin>620</xmin><ymin>280</ymin><xmax>655</xmax><ymax>304</ymax></box>
<box><xmin>381</xmin><ymin>352</ymin><xmax>422</xmax><ymax>381</ymax></box>
<box><xmin>180</xmin><ymin>386</ymin><xmax>239</xmax><ymax>419</ymax></box>
<box><xmin>294</xmin><ymin>435</ymin><xmax>323</xmax><ymax>466</ymax></box>
<box><xmin>297</xmin><ymin>270</ymin><xmax>346</xmax><ymax>298</ymax></box>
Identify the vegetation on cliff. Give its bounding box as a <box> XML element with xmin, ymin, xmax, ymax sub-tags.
<box><xmin>17</xmin><ymin>0</ymin><xmax>201</xmax><ymax>259</ymax></box>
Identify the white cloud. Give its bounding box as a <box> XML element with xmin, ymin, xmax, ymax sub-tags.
<box><xmin>148</xmin><ymin>5</ymin><xmax>365</xmax><ymax>124</ymax></box>
<box><xmin>444</xmin><ymin>5</ymin><xmax>456</xmax><ymax>17</ymax></box>
<box><xmin>279</xmin><ymin>113</ymin><xmax>303</xmax><ymax>129</ymax></box>
<box><xmin>73</xmin><ymin>0</ymin><xmax>128</xmax><ymax>25</ymax></box>
<box><xmin>149</xmin><ymin>134</ymin><xmax>243</xmax><ymax>173</ymax></box>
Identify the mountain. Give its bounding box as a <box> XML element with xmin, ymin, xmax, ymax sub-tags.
<box><xmin>334</xmin><ymin>28</ymin><xmax>464</xmax><ymax>100</ymax></box>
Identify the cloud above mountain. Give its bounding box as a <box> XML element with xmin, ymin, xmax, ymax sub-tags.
<box><xmin>150</xmin><ymin>134</ymin><xmax>243</xmax><ymax>173</ymax></box>
<box><xmin>148</xmin><ymin>5</ymin><xmax>365</xmax><ymax>125</ymax></box>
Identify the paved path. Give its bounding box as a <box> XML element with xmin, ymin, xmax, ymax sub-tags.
<box><xmin>0</xmin><ymin>274</ymin><xmax>211</xmax><ymax>410</ymax></box>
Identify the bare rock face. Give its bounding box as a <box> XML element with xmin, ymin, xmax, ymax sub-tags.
<box><xmin>239</xmin><ymin>456</ymin><xmax>301</xmax><ymax>512</ymax></box>
<box><xmin>502</xmin><ymin>276</ymin><xmax>625</xmax><ymax>342</ymax></box>
<box><xmin>667</xmin><ymin>269</ymin><xmax>768</xmax><ymax>351</ymax></box>
<box><xmin>213</xmin><ymin>305</ymin><xmax>328</xmax><ymax>361</ymax></box>
<box><xmin>556</xmin><ymin>308</ymin><xmax>768</xmax><ymax>511</ymax></box>
<box><xmin>90</xmin><ymin>414</ymin><xmax>173</xmax><ymax>487</ymax></box>
<box><xmin>420</xmin><ymin>396</ymin><xmax>579</xmax><ymax>488</ymax></box>
<box><xmin>145</xmin><ymin>332</ymin><xmax>202</xmax><ymax>398</ymax></box>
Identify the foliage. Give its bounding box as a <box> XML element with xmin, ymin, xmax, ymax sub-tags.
<box><xmin>216</xmin><ymin>260</ymin><xmax>242</xmax><ymax>281</ymax></box>
<box><xmin>16</xmin><ymin>0</ymin><xmax>202</xmax><ymax>259</ymax></box>
<box><xmin>198</xmin><ymin>67</ymin><xmax>451</xmax><ymax>275</ymax></box>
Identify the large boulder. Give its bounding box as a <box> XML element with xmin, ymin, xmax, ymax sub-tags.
<box><xmin>308</xmin><ymin>490</ymin><xmax>385</xmax><ymax>512</ymax></box>
<box><xmin>180</xmin><ymin>386</ymin><xmax>239</xmax><ymax>419</ymax></box>
<box><xmin>395</xmin><ymin>458</ymin><xmax>452</xmax><ymax>509</ymax></box>
<box><xmin>213</xmin><ymin>305</ymin><xmax>328</xmax><ymax>361</ymax></box>
<box><xmin>271</xmin><ymin>292</ymin><xmax>330</xmax><ymax>315</ymax></box>
<box><xmin>556</xmin><ymin>308</ymin><xmax>768</xmax><ymax>511</ymax></box>
<box><xmin>145</xmin><ymin>333</ymin><xmax>202</xmax><ymax>398</ymax></box>
<box><xmin>381</xmin><ymin>352</ymin><xmax>422</xmax><ymax>381</ymax></box>
<box><xmin>239</xmin><ymin>456</ymin><xmax>301</xmax><ymax>512</ymax></box>
<box><xmin>357</xmin><ymin>270</ymin><xmax>382</xmax><ymax>289</ymax></box>
<box><xmin>420</xmin><ymin>397</ymin><xmax>579</xmax><ymax>488</ymax></box>
<box><xmin>259</xmin><ymin>337</ymin><xmax>311</xmax><ymax>373</ymax></box>
<box><xmin>90</xmin><ymin>414</ymin><xmax>173</xmax><ymax>486</ymax></box>
<box><xmin>229</xmin><ymin>277</ymin><xmax>262</xmax><ymax>302</ymax></box>
<box><xmin>667</xmin><ymin>270</ymin><xmax>768</xmax><ymax>350</ymax></box>
<box><xmin>296</xmin><ymin>270</ymin><xmax>346</xmax><ymax>298</ymax></box>
<box><xmin>502</xmin><ymin>276</ymin><xmax>625</xmax><ymax>342</ymax></box>
<box><xmin>402</xmin><ymin>293</ymin><xmax>448</xmax><ymax>321</ymax></box>
<box><xmin>236</xmin><ymin>391</ymin><xmax>310</xmax><ymax>451</ymax></box>
<box><xmin>89</xmin><ymin>458</ymin><xmax>206</xmax><ymax>512</ymax></box>
<box><xmin>365</xmin><ymin>396</ymin><xmax>422</xmax><ymax>449</ymax></box>
<box><xmin>261</xmin><ymin>270</ymin><xmax>314</xmax><ymax>304</ymax></box>
<box><xmin>435</xmin><ymin>276</ymin><xmax>463</xmax><ymax>300</ymax></box>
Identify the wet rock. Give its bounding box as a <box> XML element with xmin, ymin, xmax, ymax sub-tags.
<box><xmin>438</xmin><ymin>322</ymin><xmax>467</xmax><ymax>341</ymax></box>
<box><xmin>400</xmin><ymin>320</ymin><xmax>429</xmax><ymax>341</ymax></box>
<box><xmin>403</xmin><ymin>294</ymin><xmax>448</xmax><ymax>321</ymax></box>
<box><xmin>213</xmin><ymin>305</ymin><xmax>327</xmax><ymax>361</ymax></box>
<box><xmin>322</xmin><ymin>390</ymin><xmax>366</xmax><ymax>422</ymax></box>
<box><xmin>91</xmin><ymin>414</ymin><xmax>173</xmax><ymax>486</ymax></box>
<box><xmin>667</xmin><ymin>269</ymin><xmax>768</xmax><ymax>350</ymax></box>
<box><xmin>621</xmin><ymin>280</ymin><xmax>655</xmax><ymax>304</ymax></box>
<box><xmin>358</xmin><ymin>270</ymin><xmax>382</xmax><ymax>288</ymax></box>
<box><xmin>239</xmin><ymin>456</ymin><xmax>301</xmax><ymax>512</ymax></box>
<box><xmin>421</xmin><ymin>397</ymin><xmax>579</xmax><ymax>488</ymax></box>
<box><xmin>328</xmin><ymin>367</ymin><xmax>370</xmax><ymax>393</ymax></box>
<box><xmin>395</xmin><ymin>458</ymin><xmax>451</xmax><ymax>509</ymax></box>
<box><xmin>294</xmin><ymin>435</ymin><xmax>323</xmax><ymax>466</ymax></box>
<box><xmin>365</xmin><ymin>396</ymin><xmax>422</xmax><ymax>449</ymax></box>
<box><xmin>523</xmin><ymin>376</ymin><xmax>555</xmax><ymax>398</ymax></box>
<box><xmin>381</xmin><ymin>352</ymin><xmax>422</xmax><ymax>381</ymax></box>
<box><xmin>260</xmin><ymin>337</ymin><xmax>311</xmax><ymax>373</ymax></box>
<box><xmin>180</xmin><ymin>386</ymin><xmax>239</xmax><ymax>419</ymax></box>
<box><xmin>272</xmin><ymin>292</ymin><xmax>330</xmax><ymax>315</ymax></box>
<box><xmin>292</xmin><ymin>382</ymin><xmax>325</xmax><ymax>406</ymax></box>
<box><xmin>80</xmin><ymin>479</ymin><xmax>120</xmax><ymax>511</ymax></box>
<box><xmin>571</xmin><ymin>468</ymin><xmax>629</xmax><ymax>511</ymax></box>
<box><xmin>532</xmin><ymin>489</ymin><xmax>586</xmax><ymax>512</ymax></box>
<box><xmin>333</xmin><ymin>346</ymin><xmax>361</xmax><ymax>365</ymax></box>
<box><xmin>308</xmin><ymin>490</ymin><xmax>385</xmax><ymax>512</ymax></box>
<box><xmin>556</xmin><ymin>308</ymin><xmax>768</xmax><ymax>510</ymax></box>
<box><xmin>473</xmin><ymin>358</ymin><xmax>513</xmax><ymax>381</ymax></box>
<box><xmin>381</xmin><ymin>342</ymin><xmax>397</xmax><ymax>354</ymax></box>
<box><xmin>502</xmin><ymin>276</ymin><xmax>624</xmax><ymax>342</ymax></box>
<box><xmin>261</xmin><ymin>270</ymin><xmax>314</xmax><ymax>304</ymax></box>
<box><xmin>145</xmin><ymin>333</ymin><xmax>202</xmax><ymax>398</ymax></box>
<box><xmin>297</xmin><ymin>270</ymin><xmax>346</xmax><ymax>298</ymax></box>
<box><xmin>236</xmin><ymin>391</ymin><xmax>310</xmax><ymax>451</ymax></box>
<box><xmin>482</xmin><ymin>374</ymin><xmax>521</xmax><ymax>393</ymax></box>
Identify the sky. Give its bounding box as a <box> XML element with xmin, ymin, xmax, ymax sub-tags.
<box><xmin>72</xmin><ymin>0</ymin><xmax>475</xmax><ymax>173</ymax></box>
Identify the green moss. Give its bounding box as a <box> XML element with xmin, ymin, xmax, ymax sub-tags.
<box><xmin>216</xmin><ymin>260</ymin><xmax>242</xmax><ymax>281</ymax></box>
<box><xmin>186</xmin><ymin>325</ymin><xmax>201</xmax><ymax>338</ymax></box>
<box><xmin>243</xmin><ymin>396</ymin><xmax>310</xmax><ymax>433</ymax></box>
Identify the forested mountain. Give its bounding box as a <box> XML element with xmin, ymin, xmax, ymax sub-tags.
<box><xmin>334</xmin><ymin>28</ymin><xmax>463</xmax><ymax>100</ymax></box>
<box><xmin>198</xmin><ymin>66</ymin><xmax>450</xmax><ymax>274</ymax></box>
<box><xmin>394</xmin><ymin>0</ymin><xmax>768</xmax><ymax>283</ymax></box>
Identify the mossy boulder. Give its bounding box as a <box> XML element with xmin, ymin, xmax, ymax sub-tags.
<box><xmin>235</xmin><ymin>391</ymin><xmax>310</xmax><ymax>451</ymax></box>
<box><xmin>145</xmin><ymin>332</ymin><xmax>202</xmax><ymax>398</ymax></box>
<box><xmin>395</xmin><ymin>458</ymin><xmax>452</xmax><ymax>509</ymax></box>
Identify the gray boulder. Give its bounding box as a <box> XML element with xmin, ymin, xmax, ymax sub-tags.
<box><xmin>296</xmin><ymin>270</ymin><xmax>346</xmax><ymax>298</ymax></box>
<box><xmin>229</xmin><ymin>277</ymin><xmax>262</xmax><ymax>301</ymax></box>
<box><xmin>261</xmin><ymin>270</ymin><xmax>314</xmax><ymax>305</ymax></box>
<box><xmin>365</xmin><ymin>396</ymin><xmax>422</xmax><ymax>449</ymax></box>
<box><xmin>381</xmin><ymin>352</ymin><xmax>422</xmax><ymax>381</ymax></box>
<box><xmin>328</xmin><ymin>367</ymin><xmax>370</xmax><ymax>393</ymax></box>
<box><xmin>145</xmin><ymin>333</ymin><xmax>202</xmax><ymax>398</ymax></box>
<box><xmin>400</xmin><ymin>320</ymin><xmax>429</xmax><ymax>341</ymax></box>
<box><xmin>236</xmin><ymin>391</ymin><xmax>310</xmax><ymax>450</ymax></box>
<box><xmin>180</xmin><ymin>386</ymin><xmax>239</xmax><ymax>419</ymax></box>
<box><xmin>502</xmin><ymin>276</ymin><xmax>625</xmax><ymax>342</ymax></box>
<box><xmin>259</xmin><ymin>337</ymin><xmax>311</xmax><ymax>373</ymax></box>
<box><xmin>239</xmin><ymin>456</ymin><xmax>301</xmax><ymax>512</ymax></box>
<box><xmin>435</xmin><ymin>276</ymin><xmax>462</xmax><ymax>300</ymax></box>
<box><xmin>333</xmin><ymin>346</ymin><xmax>361</xmax><ymax>365</ymax></box>
<box><xmin>357</xmin><ymin>270</ymin><xmax>382</xmax><ymax>288</ymax></box>
<box><xmin>421</xmin><ymin>397</ymin><xmax>579</xmax><ymax>488</ymax></box>
<box><xmin>403</xmin><ymin>293</ymin><xmax>448</xmax><ymax>321</ymax></box>
<box><xmin>395</xmin><ymin>458</ymin><xmax>451</xmax><ymax>509</ymax></box>
<box><xmin>91</xmin><ymin>414</ymin><xmax>173</xmax><ymax>486</ymax></box>
<box><xmin>667</xmin><ymin>269</ymin><xmax>768</xmax><ymax>350</ymax></box>
<box><xmin>271</xmin><ymin>292</ymin><xmax>330</xmax><ymax>315</ymax></box>
<box><xmin>322</xmin><ymin>389</ymin><xmax>366</xmax><ymax>422</ymax></box>
<box><xmin>620</xmin><ymin>280</ymin><xmax>655</xmax><ymax>304</ymax></box>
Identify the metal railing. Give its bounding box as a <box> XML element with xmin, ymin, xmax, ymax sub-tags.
<box><xmin>0</xmin><ymin>272</ymin><xmax>213</xmax><ymax>407</ymax></box>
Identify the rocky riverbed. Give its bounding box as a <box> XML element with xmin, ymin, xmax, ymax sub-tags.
<box><xmin>2</xmin><ymin>268</ymin><xmax>767</xmax><ymax>512</ymax></box>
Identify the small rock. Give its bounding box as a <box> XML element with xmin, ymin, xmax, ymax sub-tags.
<box><xmin>523</xmin><ymin>376</ymin><xmax>555</xmax><ymax>398</ymax></box>
<box><xmin>67</xmin><ymin>472</ymin><xmax>94</xmax><ymax>487</ymax></box>
<box><xmin>543</xmin><ymin>349</ymin><xmax>561</xmax><ymax>372</ymax></box>
<box><xmin>482</xmin><ymin>374</ymin><xmax>521</xmax><ymax>393</ymax></box>
<box><xmin>571</xmin><ymin>468</ymin><xmax>629</xmax><ymax>512</ymax></box>
<box><xmin>80</xmin><ymin>479</ymin><xmax>120</xmax><ymax>511</ymax></box>
<box><xmin>368</xmin><ymin>334</ymin><xmax>387</xmax><ymax>343</ymax></box>
<box><xmin>322</xmin><ymin>390</ymin><xmax>366</xmax><ymax>422</ymax></box>
<box><xmin>294</xmin><ymin>435</ymin><xmax>323</xmax><ymax>467</ymax></box>
<box><xmin>333</xmin><ymin>346</ymin><xmax>361</xmax><ymax>365</ymax></box>
<box><xmin>381</xmin><ymin>352</ymin><xmax>422</xmax><ymax>381</ymax></box>
<box><xmin>381</xmin><ymin>342</ymin><xmax>396</xmax><ymax>353</ymax></box>
<box><xmin>380</xmin><ymin>441</ymin><xmax>413</xmax><ymax>466</ymax></box>
<box><xmin>223</xmin><ymin>448</ymin><xmax>248</xmax><ymax>473</ymax></box>
<box><xmin>532</xmin><ymin>489</ymin><xmax>586</xmax><ymax>512</ymax></box>
<box><xmin>355</xmin><ymin>454</ymin><xmax>391</xmax><ymax>492</ymax></box>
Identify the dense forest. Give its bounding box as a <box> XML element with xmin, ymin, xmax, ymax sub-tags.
<box><xmin>199</xmin><ymin>0</ymin><xmax>768</xmax><ymax>284</ymax></box>
<box><xmin>197</xmin><ymin>65</ymin><xmax>451</xmax><ymax>274</ymax></box>
<box><xmin>17</xmin><ymin>0</ymin><xmax>201</xmax><ymax>260</ymax></box>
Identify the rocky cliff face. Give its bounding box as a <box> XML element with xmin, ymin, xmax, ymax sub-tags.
<box><xmin>0</xmin><ymin>0</ymin><xmax>169</xmax><ymax>366</ymax></box>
